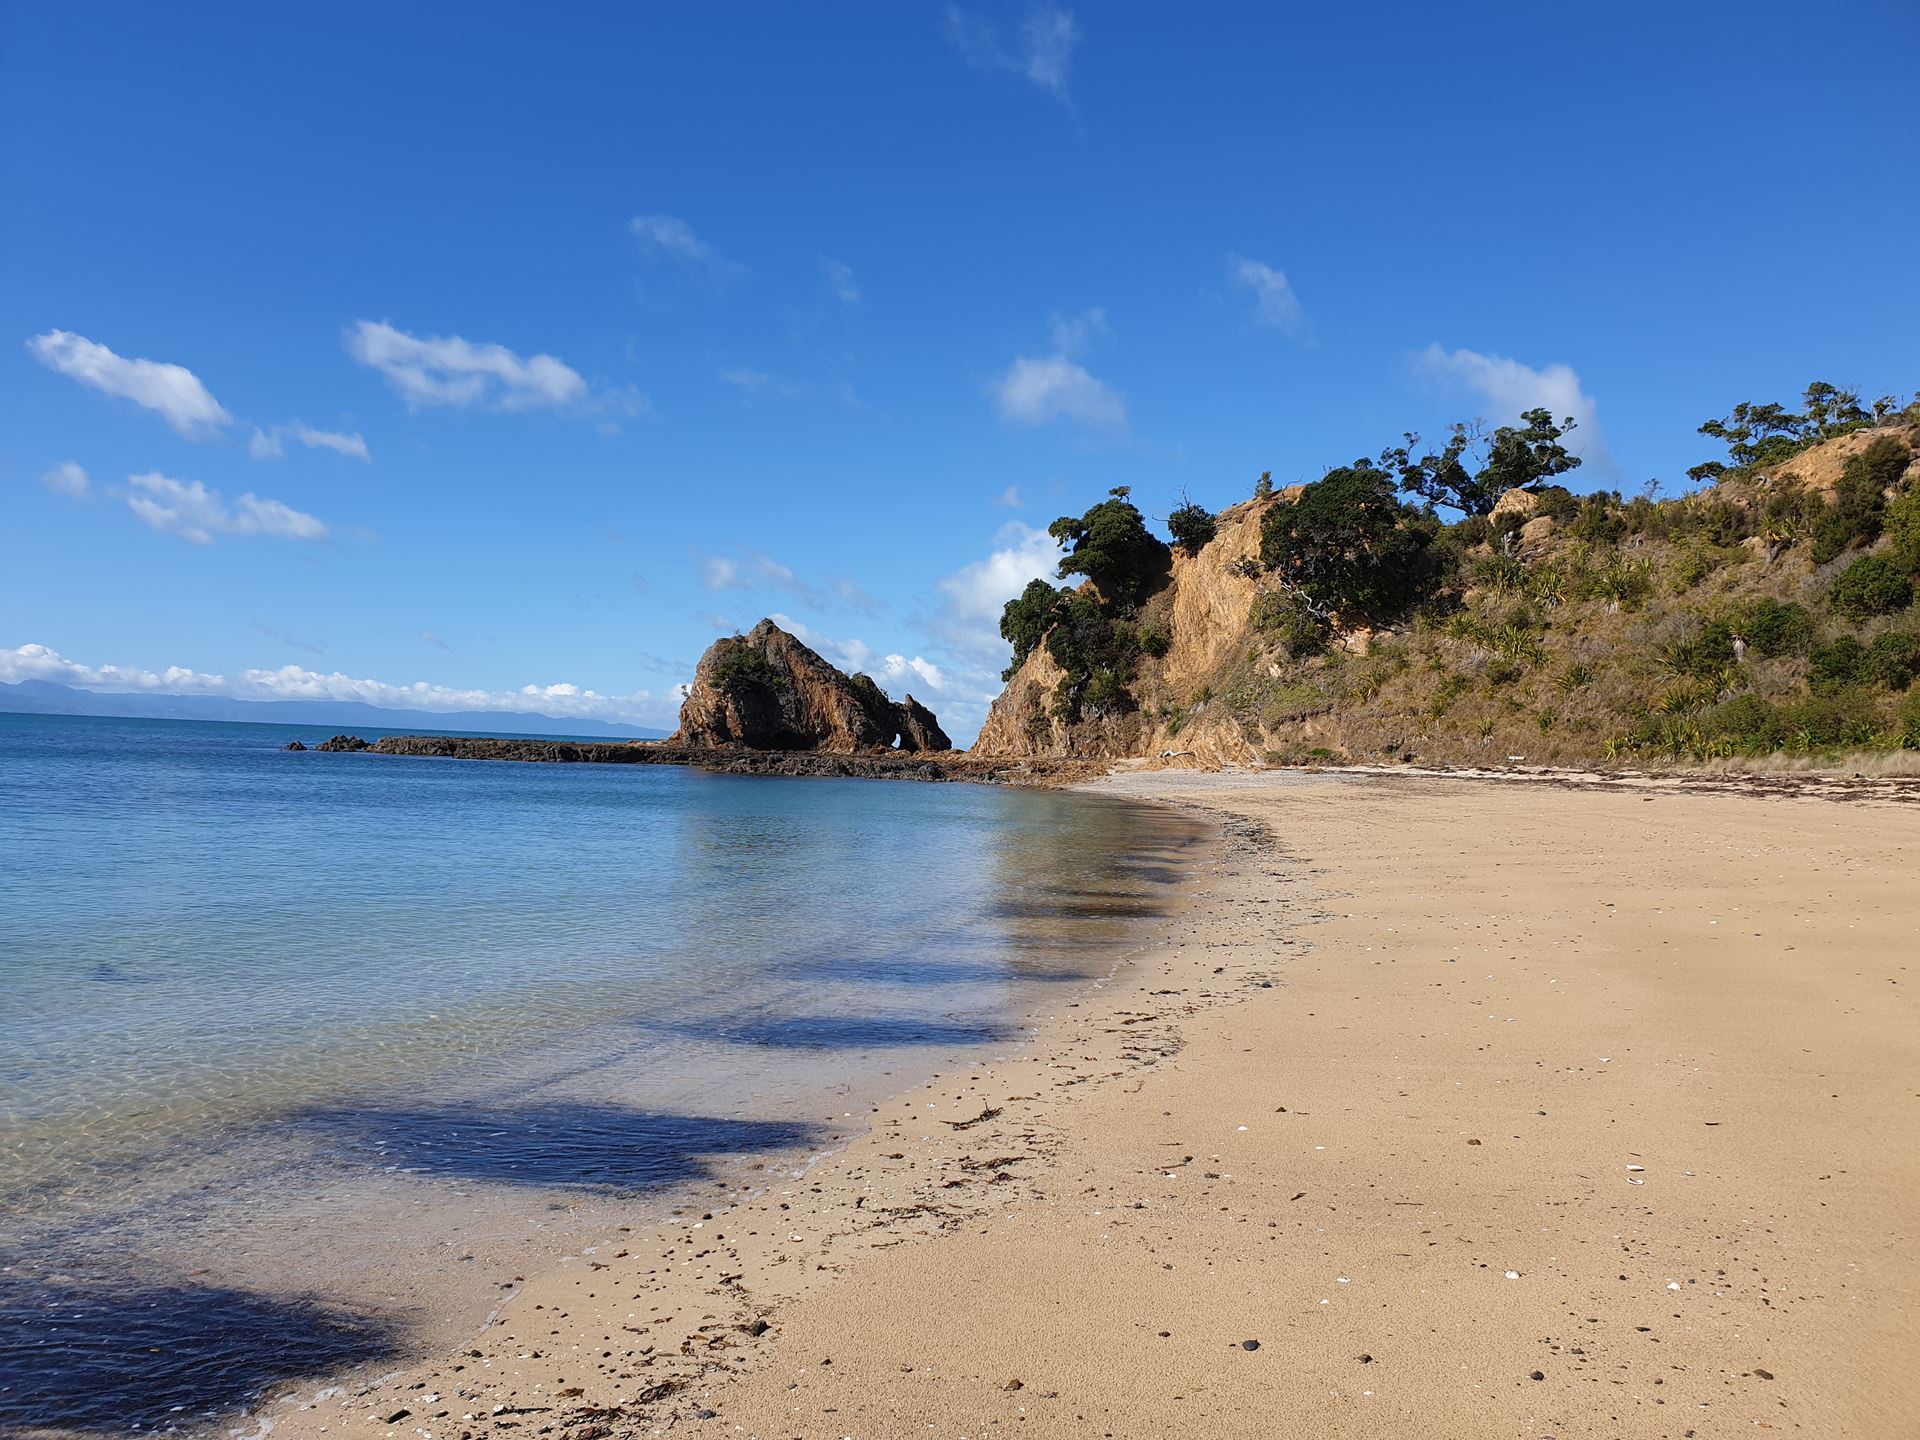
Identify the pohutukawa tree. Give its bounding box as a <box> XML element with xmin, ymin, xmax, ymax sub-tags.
<box><xmin>1382</xmin><ymin>408</ymin><xmax>1583</xmax><ymax>517</ymax></box>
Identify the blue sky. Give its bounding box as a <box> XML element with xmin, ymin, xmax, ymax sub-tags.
<box><xmin>4</xmin><ymin>2</ymin><xmax>1916</xmax><ymax>739</ymax></box>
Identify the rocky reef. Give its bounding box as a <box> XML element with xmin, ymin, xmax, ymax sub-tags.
<box><xmin>673</xmin><ymin>618</ymin><xmax>951</xmax><ymax>753</ymax></box>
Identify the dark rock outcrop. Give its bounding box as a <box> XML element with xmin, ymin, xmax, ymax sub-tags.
<box><xmin>895</xmin><ymin>695</ymin><xmax>952</xmax><ymax>752</ymax></box>
<box><xmin>672</xmin><ymin>619</ymin><xmax>951</xmax><ymax>753</ymax></box>
<box><xmin>316</xmin><ymin>734</ymin><xmax>370</xmax><ymax>752</ymax></box>
<box><xmin>365</xmin><ymin>734</ymin><xmax>1080</xmax><ymax>784</ymax></box>
<box><xmin>282</xmin><ymin>740</ymin><xmax>308</xmax><ymax>751</ymax></box>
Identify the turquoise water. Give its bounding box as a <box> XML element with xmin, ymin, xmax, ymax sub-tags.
<box><xmin>0</xmin><ymin>713</ymin><xmax>1201</xmax><ymax>1434</ymax></box>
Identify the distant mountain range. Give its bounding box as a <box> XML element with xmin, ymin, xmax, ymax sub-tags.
<box><xmin>0</xmin><ymin>679</ymin><xmax>671</xmax><ymax>740</ymax></box>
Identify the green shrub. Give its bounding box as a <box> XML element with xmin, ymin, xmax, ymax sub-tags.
<box><xmin>1899</xmin><ymin>688</ymin><xmax>1920</xmax><ymax>749</ymax></box>
<box><xmin>1809</xmin><ymin>636</ymin><xmax>1867</xmax><ymax>696</ymax></box>
<box><xmin>1667</xmin><ymin>617</ymin><xmax>1739</xmax><ymax>678</ymax></box>
<box><xmin>711</xmin><ymin>641</ymin><xmax>788</xmax><ymax>691</ymax></box>
<box><xmin>1886</xmin><ymin>486</ymin><xmax>1920</xmax><ymax>572</ymax></box>
<box><xmin>1863</xmin><ymin>630</ymin><xmax>1920</xmax><ymax>690</ymax></box>
<box><xmin>1044</xmin><ymin>592</ymin><xmax>1143</xmax><ymax>720</ymax></box>
<box><xmin>1250</xmin><ymin>591</ymin><xmax>1329</xmax><ymax>656</ymax></box>
<box><xmin>1533</xmin><ymin>485</ymin><xmax>1580</xmax><ymax>523</ymax></box>
<box><xmin>1737</xmin><ymin>597</ymin><xmax>1815</xmax><ymax>656</ymax></box>
<box><xmin>1138</xmin><ymin>627</ymin><xmax>1172</xmax><ymax>659</ymax></box>
<box><xmin>1810</xmin><ymin>437</ymin><xmax>1909</xmax><ymax>564</ymax></box>
<box><xmin>999</xmin><ymin>578</ymin><xmax>1063</xmax><ymax>679</ymax></box>
<box><xmin>1569</xmin><ymin>493</ymin><xmax>1627</xmax><ymax>545</ymax></box>
<box><xmin>1828</xmin><ymin>553</ymin><xmax>1913</xmax><ymax>618</ymax></box>
<box><xmin>1166</xmin><ymin>499</ymin><xmax>1218</xmax><ymax>553</ymax></box>
<box><xmin>1451</xmin><ymin>514</ymin><xmax>1492</xmax><ymax>548</ymax></box>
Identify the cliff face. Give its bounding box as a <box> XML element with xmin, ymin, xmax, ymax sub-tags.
<box><xmin>971</xmin><ymin>421</ymin><xmax>1920</xmax><ymax>769</ymax></box>
<box><xmin>673</xmin><ymin>619</ymin><xmax>952</xmax><ymax>753</ymax></box>
<box><xmin>974</xmin><ymin>495</ymin><xmax>1285</xmax><ymax>765</ymax></box>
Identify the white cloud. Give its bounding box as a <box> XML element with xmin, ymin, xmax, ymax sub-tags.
<box><xmin>294</xmin><ymin>423</ymin><xmax>371</xmax><ymax>461</ymax></box>
<box><xmin>881</xmin><ymin>653</ymin><xmax>946</xmax><ymax>692</ymax></box>
<box><xmin>1414</xmin><ymin>343</ymin><xmax>1615</xmax><ymax>475</ymax></box>
<box><xmin>1229</xmin><ymin>256</ymin><xmax>1304</xmax><ymax>334</ymax></box>
<box><xmin>992</xmin><ymin>485</ymin><xmax>1024</xmax><ymax>508</ymax></box>
<box><xmin>934</xmin><ymin>520</ymin><xmax>1065</xmax><ymax>660</ymax></box>
<box><xmin>0</xmin><ymin>643</ymin><xmax>671</xmax><ymax>726</ymax></box>
<box><xmin>42</xmin><ymin>462</ymin><xmax>91</xmax><ymax>500</ymax></box>
<box><xmin>125</xmin><ymin>472</ymin><xmax>328</xmax><ymax>545</ymax></box>
<box><xmin>994</xmin><ymin>354</ymin><xmax>1126</xmax><ymax>430</ymax></box>
<box><xmin>251</xmin><ymin>422</ymin><xmax>371</xmax><ymax>462</ymax></box>
<box><xmin>27</xmin><ymin>330</ymin><xmax>231</xmax><ymax>438</ymax></box>
<box><xmin>993</xmin><ymin>308</ymin><xmax>1125</xmax><ymax>431</ymax></box>
<box><xmin>630</xmin><ymin>214</ymin><xmax>713</xmax><ymax>262</ymax></box>
<box><xmin>822</xmin><ymin>257</ymin><xmax>861</xmax><ymax>304</ymax></box>
<box><xmin>946</xmin><ymin>5</ymin><xmax>1079</xmax><ymax>102</ymax></box>
<box><xmin>345</xmin><ymin>320</ymin><xmax>590</xmax><ymax>413</ymax></box>
<box><xmin>768</xmin><ymin>613</ymin><xmax>875</xmax><ymax>675</ymax></box>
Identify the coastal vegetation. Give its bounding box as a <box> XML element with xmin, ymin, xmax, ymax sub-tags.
<box><xmin>985</xmin><ymin>383</ymin><xmax>1920</xmax><ymax>766</ymax></box>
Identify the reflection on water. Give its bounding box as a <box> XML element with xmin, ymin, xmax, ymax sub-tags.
<box><xmin>0</xmin><ymin>713</ymin><xmax>1206</xmax><ymax>1435</ymax></box>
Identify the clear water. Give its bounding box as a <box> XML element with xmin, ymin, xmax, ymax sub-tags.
<box><xmin>0</xmin><ymin>713</ymin><xmax>1202</xmax><ymax>1434</ymax></box>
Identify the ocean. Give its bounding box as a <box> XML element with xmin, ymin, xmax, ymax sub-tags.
<box><xmin>0</xmin><ymin>712</ymin><xmax>1201</xmax><ymax>1434</ymax></box>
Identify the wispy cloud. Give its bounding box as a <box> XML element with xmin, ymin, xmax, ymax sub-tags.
<box><xmin>345</xmin><ymin>320</ymin><xmax>617</xmax><ymax>415</ymax></box>
<box><xmin>1414</xmin><ymin>344</ymin><xmax>1615</xmax><ymax>475</ymax></box>
<box><xmin>421</xmin><ymin>630</ymin><xmax>450</xmax><ymax>651</ymax></box>
<box><xmin>0</xmin><ymin>643</ymin><xmax>670</xmax><ymax>726</ymax></box>
<box><xmin>992</xmin><ymin>307</ymin><xmax>1125</xmax><ymax>431</ymax></box>
<box><xmin>251</xmin><ymin>421</ymin><xmax>371</xmax><ymax>462</ymax></box>
<box><xmin>629</xmin><ymin>214</ymin><xmax>714</xmax><ymax>263</ymax></box>
<box><xmin>822</xmin><ymin>257</ymin><xmax>861</xmax><ymax>304</ymax></box>
<box><xmin>946</xmin><ymin>5</ymin><xmax>1080</xmax><ymax>102</ymax></box>
<box><xmin>699</xmin><ymin>550</ymin><xmax>824</xmax><ymax>604</ymax></box>
<box><xmin>767</xmin><ymin>612</ymin><xmax>874</xmax><ymax>675</ymax></box>
<box><xmin>991</xmin><ymin>484</ymin><xmax>1024</xmax><ymax>509</ymax></box>
<box><xmin>27</xmin><ymin>330</ymin><xmax>231</xmax><ymax>438</ymax></box>
<box><xmin>42</xmin><ymin>461</ymin><xmax>91</xmax><ymax>500</ymax></box>
<box><xmin>125</xmin><ymin>472</ymin><xmax>328</xmax><ymax>545</ymax></box>
<box><xmin>255</xmin><ymin>622</ymin><xmax>328</xmax><ymax>657</ymax></box>
<box><xmin>717</xmin><ymin>365</ymin><xmax>801</xmax><ymax>401</ymax></box>
<box><xmin>1229</xmin><ymin>256</ymin><xmax>1305</xmax><ymax>335</ymax></box>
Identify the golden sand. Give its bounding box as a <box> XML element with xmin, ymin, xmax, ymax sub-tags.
<box><xmin>263</xmin><ymin>772</ymin><xmax>1919</xmax><ymax>1439</ymax></box>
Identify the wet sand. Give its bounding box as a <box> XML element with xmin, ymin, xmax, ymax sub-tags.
<box><xmin>258</xmin><ymin>770</ymin><xmax>1919</xmax><ymax>1439</ymax></box>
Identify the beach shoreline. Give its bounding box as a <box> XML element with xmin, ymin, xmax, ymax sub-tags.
<box><xmin>251</xmin><ymin>769</ymin><xmax>1918</xmax><ymax>1439</ymax></box>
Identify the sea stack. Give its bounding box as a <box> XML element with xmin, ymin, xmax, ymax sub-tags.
<box><xmin>673</xmin><ymin>618</ymin><xmax>952</xmax><ymax>753</ymax></box>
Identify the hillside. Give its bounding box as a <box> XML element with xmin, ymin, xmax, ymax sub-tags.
<box><xmin>975</xmin><ymin>398</ymin><xmax>1920</xmax><ymax>768</ymax></box>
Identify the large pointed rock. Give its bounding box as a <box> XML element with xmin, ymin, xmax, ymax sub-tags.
<box><xmin>673</xmin><ymin>619</ymin><xmax>949</xmax><ymax>753</ymax></box>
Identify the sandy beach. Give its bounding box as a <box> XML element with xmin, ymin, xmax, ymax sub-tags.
<box><xmin>261</xmin><ymin>769</ymin><xmax>1920</xmax><ymax>1440</ymax></box>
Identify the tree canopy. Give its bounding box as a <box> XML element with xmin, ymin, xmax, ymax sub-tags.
<box><xmin>1048</xmin><ymin>486</ymin><xmax>1171</xmax><ymax>608</ymax></box>
<box><xmin>1166</xmin><ymin>495</ymin><xmax>1217</xmax><ymax>553</ymax></box>
<box><xmin>1384</xmin><ymin>408</ymin><xmax>1583</xmax><ymax>516</ymax></box>
<box><xmin>1686</xmin><ymin>380</ymin><xmax>1890</xmax><ymax>482</ymax></box>
<box><xmin>1259</xmin><ymin>461</ymin><xmax>1441</xmax><ymax>617</ymax></box>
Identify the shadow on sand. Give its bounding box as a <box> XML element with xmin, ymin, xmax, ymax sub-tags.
<box><xmin>0</xmin><ymin>1274</ymin><xmax>402</xmax><ymax>1435</ymax></box>
<box><xmin>645</xmin><ymin>1013</ymin><xmax>1015</xmax><ymax>1052</ymax></box>
<box><xmin>290</xmin><ymin>1101</ymin><xmax>827</xmax><ymax>1193</ymax></box>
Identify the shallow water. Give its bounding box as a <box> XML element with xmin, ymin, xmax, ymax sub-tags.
<box><xmin>0</xmin><ymin>713</ymin><xmax>1202</xmax><ymax>1434</ymax></box>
